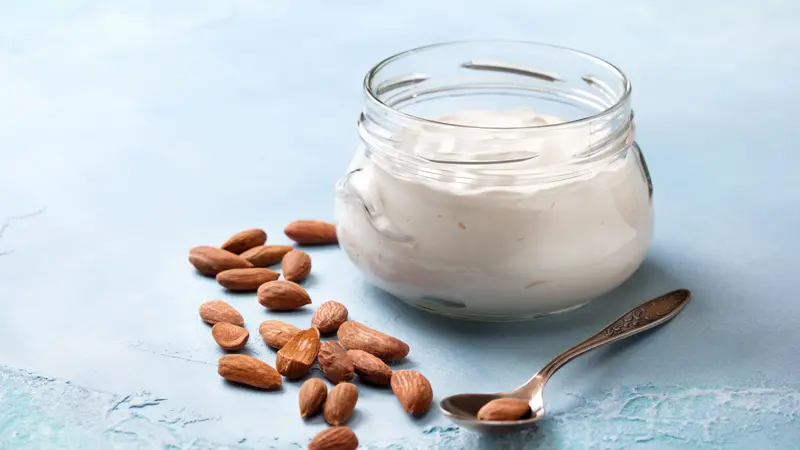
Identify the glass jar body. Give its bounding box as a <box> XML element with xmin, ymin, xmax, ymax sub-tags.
<box><xmin>335</xmin><ymin>41</ymin><xmax>653</xmax><ymax>320</ymax></box>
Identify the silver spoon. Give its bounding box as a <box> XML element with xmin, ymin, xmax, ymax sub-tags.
<box><xmin>439</xmin><ymin>289</ymin><xmax>691</xmax><ymax>434</ymax></box>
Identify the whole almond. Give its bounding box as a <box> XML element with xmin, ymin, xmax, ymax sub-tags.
<box><xmin>477</xmin><ymin>397</ymin><xmax>532</xmax><ymax>421</ymax></box>
<box><xmin>211</xmin><ymin>323</ymin><xmax>250</xmax><ymax>351</ymax></box>
<box><xmin>216</xmin><ymin>267</ymin><xmax>280</xmax><ymax>291</ymax></box>
<box><xmin>312</xmin><ymin>301</ymin><xmax>348</xmax><ymax>334</ymax></box>
<box><xmin>298</xmin><ymin>378</ymin><xmax>327</xmax><ymax>418</ymax></box>
<box><xmin>324</xmin><ymin>382</ymin><xmax>358</xmax><ymax>426</ymax></box>
<box><xmin>257</xmin><ymin>280</ymin><xmax>312</xmax><ymax>311</ymax></box>
<box><xmin>199</xmin><ymin>300</ymin><xmax>244</xmax><ymax>326</ymax></box>
<box><xmin>308</xmin><ymin>427</ymin><xmax>358</xmax><ymax>450</ymax></box>
<box><xmin>217</xmin><ymin>354</ymin><xmax>281</xmax><ymax>389</ymax></box>
<box><xmin>318</xmin><ymin>341</ymin><xmax>355</xmax><ymax>383</ymax></box>
<box><xmin>258</xmin><ymin>320</ymin><xmax>302</xmax><ymax>349</ymax></box>
<box><xmin>347</xmin><ymin>349</ymin><xmax>392</xmax><ymax>385</ymax></box>
<box><xmin>391</xmin><ymin>370</ymin><xmax>433</xmax><ymax>415</ymax></box>
<box><xmin>285</xmin><ymin>220</ymin><xmax>337</xmax><ymax>245</ymax></box>
<box><xmin>221</xmin><ymin>228</ymin><xmax>267</xmax><ymax>254</ymax></box>
<box><xmin>189</xmin><ymin>246</ymin><xmax>253</xmax><ymax>276</ymax></box>
<box><xmin>276</xmin><ymin>328</ymin><xmax>321</xmax><ymax>379</ymax></box>
<box><xmin>281</xmin><ymin>250</ymin><xmax>311</xmax><ymax>282</ymax></box>
<box><xmin>240</xmin><ymin>245</ymin><xmax>293</xmax><ymax>267</ymax></box>
<box><xmin>337</xmin><ymin>321</ymin><xmax>409</xmax><ymax>361</ymax></box>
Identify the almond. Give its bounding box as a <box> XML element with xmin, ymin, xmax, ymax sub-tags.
<box><xmin>347</xmin><ymin>350</ymin><xmax>392</xmax><ymax>385</ymax></box>
<box><xmin>211</xmin><ymin>323</ymin><xmax>249</xmax><ymax>351</ymax></box>
<box><xmin>189</xmin><ymin>246</ymin><xmax>252</xmax><ymax>276</ymax></box>
<box><xmin>324</xmin><ymin>382</ymin><xmax>358</xmax><ymax>426</ymax></box>
<box><xmin>216</xmin><ymin>267</ymin><xmax>279</xmax><ymax>291</ymax></box>
<box><xmin>240</xmin><ymin>245</ymin><xmax>293</xmax><ymax>267</ymax></box>
<box><xmin>308</xmin><ymin>427</ymin><xmax>358</xmax><ymax>450</ymax></box>
<box><xmin>275</xmin><ymin>328</ymin><xmax>321</xmax><ymax>379</ymax></box>
<box><xmin>258</xmin><ymin>320</ymin><xmax>301</xmax><ymax>349</ymax></box>
<box><xmin>284</xmin><ymin>220</ymin><xmax>337</xmax><ymax>245</ymax></box>
<box><xmin>390</xmin><ymin>370</ymin><xmax>433</xmax><ymax>415</ymax></box>
<box><xmin>281</xmin><ymin>250</ymin><xmax>311</xmax><ymax>282</ymax></box>
<box><xmin>217</xmin><ymin>354</ymin><xmax>281</xmax><ymax>389</ymax></box>
<box><xmin>199</xmin><ymin>300</ymin><xmax>244</xmax><ymax>326</ymax></box>
<box><xmin>221</xmin><ymin>228</ymin><xmax>267</xmax><ymax>254</ymax></box>
<box><xmin>298</xmin><ymin>378</ymin><xmax>327</xmax><ymax>418</ymax></box>
<box><xmin>311</xmin><ymin>301</ymin><xmax>348</xmax><ymax>334</ymax></box>
<box><xmin>257</xmin><ymin>280</ymin><xmax>312</xmax><ymax>311</ymax></box>
<box><xmin>477</xmin><ymin>397</ymin><xmax>531</xmax><ymax>421</ymax></box>
<box><xmin>337</xmin><ymin>321</ymin><xmax>409</xmax><ymax>361</ymax></box>
<box><xmin>318</xmin><ymin>341</ymin><xmax>355</xmax><ymax>383</ymax></box>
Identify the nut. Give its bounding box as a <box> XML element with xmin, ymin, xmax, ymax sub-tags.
<box><xmin>308</xmin><ymin>427</ymin><xmax>358</xmax><ymax>450</ymax></box>
<box><xmin>257</xmin><ymin>280</ymin><xmax>312</xmax><ymax>311</ymax></box>
<box><xmin>298</xmin><ymin>378</ymin><xmax>327</xmax><ymax>419</ymax></box>
<box><xmin>284</xmin><ymin>220</ymin><xmax>337</xmax><ymax>245</ymax></box>
<box><xmin>216</xmin><ymin>267</ymin><xmax>279</xmax><ymax>291</ymax></box>
<box><xmin>324</xmin><ymin>382</ymin><xmax>358</xmax><ymax>426</ymax></box>
<box><xmin>311</xmin><ymin>301</ymin><xmax>348</xmax><ymax>334</ymax></box>
<box><xmin>211</xmin><ymin>323</ymin><xmax>249</xmax><ymax>351</ymax></box>
<box><xmin>318</xmin><ymin>341</ymin><xmax>355</xmax><ymax>384</ymax></box>
<box><xmin>217</xmin><ymin>354</ymin><xmax>281</xmax><ymax>389</ymax></box>
<box><xmin>281</xmin><ymin>250</ymin><xmax>311</xmax><ymax>282</ymax></box>
<box><xmin>390</xmin><ymin>370</ymin><xmax>433</xmax><ymax>415</ymax></box>
<box><xmin>258</xmin><ymin>320</ymin><xmax>301</xmax><ymax>349</ymax></box>
<box><xmin>477</xmin><ymin>397</ymin><xmax>532</xmax><ymax>421</ymax></box>
<box><xmin>337</xmin><ymin>321</ymin><xmax>409</xmax><ymax>361</ymax></box>
<box><xmin>199</xmin><ymin>300</ymin><xmax>244</xmax><ymax>326</ymax></box>
<box><xmin>220</xmin><ymin>228</ymin><xmax>267</xmax><ymax>254</ymax></box>
<box><xmin>240</xmin><ymin>245</ymin><xmax>293</xmax><ymax>267</ymax></box>
<box><xmin>347</xmin><ymin>349</ymin><xmax>392</xmax><ymax>385</ymax></box>
<box><xmin>189</xmin><ymin>246</ymin><xmax>252</xmax><ymax>276</ymax></box>
<box><xmin>275</xmin><ymin>328</ymin><xmax>321</xmax><ymax>379</ymax></box>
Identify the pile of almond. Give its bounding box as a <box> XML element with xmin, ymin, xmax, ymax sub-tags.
<box><xmin>190</xmin><ymin>221</ymin><xmax>433</xmax><ymax>449</ymax></box>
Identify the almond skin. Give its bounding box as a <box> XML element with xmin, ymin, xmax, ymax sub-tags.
<box><xmin>189</xmin><ymin>246</ymin><xmax>253</xmax><ymax>276</ymax></box>
<box><xmin>285</xmin><ymin>220</ymin><xmax>337</xmax><ymax>245</ymax></box>
<box><xmin>298</xmin><ymin>378</ymin><xmax>327</xmax><ymax>419</ymax></box>
<box><xmin>347</xmin><ymin>350</ymin><xmax>392</xmax><ymax>385</ymax></box>
<box><xmin>337</xmin><ymin>321</ymin><xmax>409</xmax><ymax>361</ymax></box>
<box><xmin>199</xmin><ymin>300</ymin><xmax>244</xmax><ymax>326</ymax></box>
<box><xmin>257</xmin><ymin>280</ymin><xmax>312</xmax><ymax>311</ymax></box>
<box><xmin>217</xmin><ymin>354</ymin><xmax>281</xmax><ymax>389</ymax></box>
<box><xmin>258</xmin><ymin>320</ymin><xmax>301</xmax><ymax>349</ymax></box>
<box><xmin>312</xmin><ymin>301</ymin><xmax>348</xmax><ymax>334</ymax></box>
<box><xmin>240</xmin><ymin>245</ymin><xmax>293</xmax><ymax>267</ymax></box>
<box><xmin>477</xmin><ymin>397</ymin><xmax>532</xmax><ymax>421</ymax></box>
<box><xmin>211</xmin><ymin>323</ymin><xmax>249</xmax><ymax>351</ymax></box>
<box><xmin>221</xmin><ymin>228</ymin><xmax>267</xmax><ymax>254</ymax></box>
<box><xmin>215</xmin><ymin>267</ymin><xmax>280</xmax><ymax>291</ymax></box>
<box><xmin>391</xmin><ymin>370</ymin><xmax>433</xmax><ymax>415</ymax></box>
<box><xmin>281</xmin><ymin>250</ymin><xmax>311</xmax><ymax>282</ymax></box>
<box><xmin>308</xmin><ymin>427</ymin><xmax>358</xmax><ymax>450</ymax></box>
<box><xmin>275</xmin><ymin>328</ymin><xmax>321</xmax><ymax>379</ymax></box>
<box><xmin>318</xmin><ymin>341</ymin><xmax>355</xmax><ymax>384</ymax></box>
<box><xmin>324</xmin><ymin>382</ymin><xmax>358</xmax><ymax>426</ymax></box>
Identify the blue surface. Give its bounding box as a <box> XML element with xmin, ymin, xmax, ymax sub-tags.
<box><xmin>1</xmin><ymin>1</ymin><xmax>799</xmax><ymax>448</ymax></box>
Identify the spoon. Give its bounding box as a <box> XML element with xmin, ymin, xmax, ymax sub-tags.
<box><xmin>439</xmin><ymin>288</ymin><xmax>691</xmax><ymax>433</ymax></box>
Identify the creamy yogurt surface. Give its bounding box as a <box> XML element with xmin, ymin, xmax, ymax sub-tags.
<box><xmin>336</xmin><ymin>108</ymin><xmax>653</xmax><ymax>318</ymax></box>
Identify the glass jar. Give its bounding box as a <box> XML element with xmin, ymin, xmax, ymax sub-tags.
<box><xmin>335</xmin><ymin>41</ymin><xmax>653</xmax><ymax>320</ymax></box>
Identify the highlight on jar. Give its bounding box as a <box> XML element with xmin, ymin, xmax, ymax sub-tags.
<box><xmin>335</xmin><ymin>40</ymin><xmax>654</xmax><ymax>321</ymax></box>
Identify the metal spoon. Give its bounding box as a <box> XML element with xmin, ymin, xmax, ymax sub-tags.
<box><xmin>439</xmin><ymin>289</ymin><xmax>691</xmax><ymax>433</ymax></box>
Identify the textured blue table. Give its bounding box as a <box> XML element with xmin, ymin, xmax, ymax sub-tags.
<box><xmin>1</xmin><ymin>1</ymin><xmax>799</xmax><ymax>448</ymax></box>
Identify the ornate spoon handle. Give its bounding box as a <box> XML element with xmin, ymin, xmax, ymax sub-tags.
<box><xmin>529</xmin><ymin>289</ymin><xmax>691</xmax><ymax>387</ymax></box>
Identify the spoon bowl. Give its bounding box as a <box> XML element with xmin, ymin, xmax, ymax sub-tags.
<box><xmin>439</xmin><ymin>289</ymin><xmax>691</xmax><ymax>433</ymax></box>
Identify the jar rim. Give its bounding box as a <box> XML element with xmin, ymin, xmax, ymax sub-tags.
<box><xmin>363</xmin><ymin>39</ymin><xmax>631</xmax><ymax>131</ymax></box>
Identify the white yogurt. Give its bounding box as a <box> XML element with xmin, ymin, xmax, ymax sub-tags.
<box><xmin>335</xmin><ymin>108</ymin><xmax>653</xmax><ymax>319</ymax></box>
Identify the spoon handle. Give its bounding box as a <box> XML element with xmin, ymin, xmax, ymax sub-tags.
<box><xmin>526</xmin><ymin>289</ymin><xmax>691</xmax><ymax>390</ymax></box>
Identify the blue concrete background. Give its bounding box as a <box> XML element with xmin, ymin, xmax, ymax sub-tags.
<box><xmin>1</xmin><ymin>1</ymin><xmax>798</xmax><ymax>448</ymax></box>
